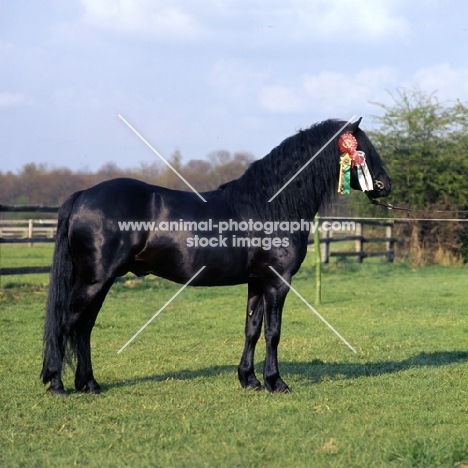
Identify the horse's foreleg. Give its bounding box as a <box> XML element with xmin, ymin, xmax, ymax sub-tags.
<box><xmin>263</xmin><ymin>279</ymin><xmax>290</xmax><ymax>393</ymax></box>
<box><xmin>238</xmin><ymin>279</ymin><xmax>264</xmax><ymax>390</ymax></box>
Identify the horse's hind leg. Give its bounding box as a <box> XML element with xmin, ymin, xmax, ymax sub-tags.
<box><xmin>70</xmin><ymin>279</ymin><xmax>114</xmax><ymax>394</ymax></box>
<box><xmin>238</xmin><ymin>279</ymin><xmax>264</xmax><ymax>390</ymax></box>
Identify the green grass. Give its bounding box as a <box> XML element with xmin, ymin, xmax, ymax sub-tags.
<box><xmin>2</xmin><ymin>247</ymin><xmax>468</xmax><ymax>467</ymax></box>
<box><xmin>0</xmin><ymin>244</ymin><xmax>53</xmax><ymax>286</ymax></box>
<box><xmin>0</xmin><ymin>243</ymin><xmax>54</xmax><ymax>268</ymax></box>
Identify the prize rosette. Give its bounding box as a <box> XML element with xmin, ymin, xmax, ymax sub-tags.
<box><xmin>338</xmin><ymin>133</ymin><xmax>358</xmax><ymax>155</ymax></box>
<box><xmin>337</xmin><ymin>132</ymin><xmax>373</xmax><ymax>193</ymax></box>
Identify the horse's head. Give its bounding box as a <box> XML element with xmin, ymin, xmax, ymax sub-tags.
<box><xmin>341</xmin><ymin>117</ymin><xmax>392</xmax><ymax>199</ymax></box>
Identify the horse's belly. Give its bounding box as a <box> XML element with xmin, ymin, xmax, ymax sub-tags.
<box><xmin>132</xmin><ymin>239</ymin><xmax>249</xmax><ymax>286</ymax></box>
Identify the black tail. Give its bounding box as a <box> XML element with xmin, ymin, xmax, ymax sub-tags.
<box><xmin>40</xmin><ymin>191</ymin><xmax>83</xmax><ymax>384</ymax></box>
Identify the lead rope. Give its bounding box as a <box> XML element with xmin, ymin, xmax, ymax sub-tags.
<box><xmin>366</xmin><ymin>194</ymin><xmax>468</xmax><ymax>215</ymax></box>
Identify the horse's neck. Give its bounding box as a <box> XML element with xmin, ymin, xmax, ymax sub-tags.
<box><xmin>223</xmin><ymin>137</ymin><xmax>337</xmax><ymax>221</ymax></box>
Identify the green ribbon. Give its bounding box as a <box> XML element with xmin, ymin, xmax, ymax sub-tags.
<box><xmin>339</xmin><ymin>154</ymin><xmax>352</xmax><ymax>194</ymax></box>
<box><xmin>342</xmin><ymin>165</ymin><xmax>350</xmax><ymax>194</ymax></box>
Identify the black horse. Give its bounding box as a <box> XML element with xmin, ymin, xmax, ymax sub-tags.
<box><xmin>41</xmin><ymin>118</ymin><xmax>391</xmax><ymax>395</ymax></box>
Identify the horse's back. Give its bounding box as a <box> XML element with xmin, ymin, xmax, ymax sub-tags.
<box><xmin>73</xmin><ymin>178</ymin><xmax>155</xmax><ymax>215</ymax></box>
<box><xmin>63</xmin><ymin>178</ymin><xmax>232</xmax><ymax>282</ymax></box>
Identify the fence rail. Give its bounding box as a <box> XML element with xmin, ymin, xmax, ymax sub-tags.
<box><xmin>0</xmin><ymin>204</ymin><xmax>59</xmax><ymax>213</ymax></box>
<box><xmin>309</xmin><ymin>218</ymin><xmax>399</xmax><ymax>263</ymax></box>
<box><xmin>0</xmin><ymin>266</ymin><xmax>51</xmax><ymax>275</ymax></box>
<box><xmin>0</xmin><ymin>219</ymin><xmax>57</xmax><ymax>242</ymax></box>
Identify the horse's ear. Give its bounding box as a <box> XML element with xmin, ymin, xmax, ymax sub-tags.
<box><xmin>348</xmin><ymin>117</ymin><xmax>362</xmax><ymax>133</ymax></box>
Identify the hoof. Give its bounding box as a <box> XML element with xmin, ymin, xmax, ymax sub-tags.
<box><xmin>85</xmin><ymin>385</ymin><xmax>101</xmax><ymax>395</ymax></box>
<box><xmin>239</xmin><ymin>373</ymin><xmax>263</xmax><ymax>391</ymax></box>
<box><xmin>273</xmin><ymin>385</ymin><xmax>291</xmax><ymax>394</ymax></box>
<box><xmin>264</xmin><ymin>376</ymin><xmax>291</xmax><ymax>394</ymax></box>
<box><xmin>76</xmin><ymin>378</ymin><xmax>101</xmax><ymax>394</ymax></box>
<box><xmin>46</xmin><ymin>386</ymin><xmax>68</xmax><ymax>396</ymax></box>
<box><xmin>84</xmin><ymin>381</ymin><xmax>101</xmax><ymax>394</ymax></box>
<box><xmin>243</xmin><ymin>382</ymin><xmax>263</xmax><ymax>392</ymax></box>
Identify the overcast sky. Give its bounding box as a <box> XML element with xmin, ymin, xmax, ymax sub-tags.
<box><xmin>1</xmin><ymin>0</ymin><xmax>468</xmax><ymax>173</ymax></box>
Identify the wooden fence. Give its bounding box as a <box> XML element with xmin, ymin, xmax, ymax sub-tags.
<box><xmin>309</xmin><ymin>218</ymin><xmax>399</xmax><ymax>263</ymax></box>
<box><xmin>0</xmin><ymin>205</ymin><xmax>58</xmax><ymax>275</ymax></box>
<box><xmin>0</xmin><ymin>219</ymin><xmax>57</xmax><ymax>241</ymax></box>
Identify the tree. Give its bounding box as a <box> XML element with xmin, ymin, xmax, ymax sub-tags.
<box><xmin>368</xmin><ymin>88</ymin><xmax>468</xmax><ymax>209</ymax></box>
<box><xmin>365</xmin><ymin>88</ymin><xmax>468</xmax><ymax>263</ymax></box>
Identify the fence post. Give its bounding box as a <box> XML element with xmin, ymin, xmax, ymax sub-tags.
<box><xmin>314</xmin><ymin>215</ymin><xmax>321</xmax><ymax>305</ymax></box>
<box><xmin>355</xmin><ymin>222</ymin><xmax>363</xmax><ymax>263</ymax></box>
<box><xmin>322</xmin><ymin>227</ymin><xmax>330</xmax><ymax>264</ymax></box>
<box><xmin>386</xmin><ymin>223</ymin><xmax>394</xmax><ymax>262</ymax></box>
<box><xmin>28</xmin><ymin>219</ymin><xmax>33</xmax><ymax>248</ymax></box>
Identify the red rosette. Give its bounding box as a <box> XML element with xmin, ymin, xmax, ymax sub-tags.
<box><xmin>338</xmin><ymin>133</ymin><xmax>358</xmax><ymax>154</ymax></box>
<box><xmin>352</xmin><ymin>152</ymin><xmax>365</xmax><ymax>165</ymax></box>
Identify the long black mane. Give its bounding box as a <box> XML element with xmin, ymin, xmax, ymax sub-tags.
<box><xmin>217</xmin><ymin>119</ymin><xmax>370</xmax><ymax>221</ymax></box>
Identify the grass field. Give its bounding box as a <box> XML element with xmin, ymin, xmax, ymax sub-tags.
<box><xmin>1</xmin><ymin>244</ymin><xmax>468</xmax><ymax>467</ymax></box>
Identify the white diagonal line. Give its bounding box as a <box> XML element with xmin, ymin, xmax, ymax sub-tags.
<box><xmin>118</xmin><ymin>114</ymin><xmax>207</xmax><ymax>202</ymax></box>
<box><xmin>268</xmin><ymin>266</ymin><xmax>357</xmax><ymax>353</ymax></box>
<box><xmin>117</xmin><ymin>266</ymin><xmax>206</xmax><ymax>354</ymax></box>
<box><xmin>268</xmin><ymin>116</ymin><xmax>356</xmax><ymax>203</ymax></box>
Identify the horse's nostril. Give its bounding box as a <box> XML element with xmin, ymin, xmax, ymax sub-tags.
<box><xmin>375</xmin><ymin>180</ymin><xmax>384</xmax><ymax>190</ymax></box>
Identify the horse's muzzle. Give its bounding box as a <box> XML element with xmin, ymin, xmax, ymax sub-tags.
<box><xmin>366</xmin><ymin>178</ymin><xmax>391</xmax><ymax>198</ymax></box>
